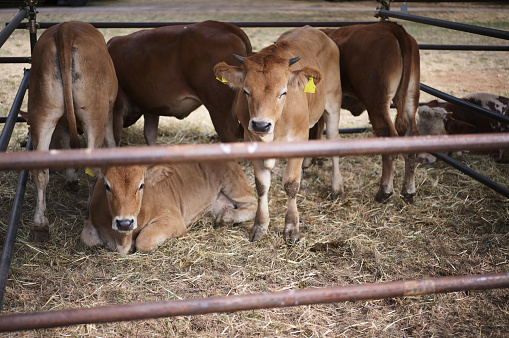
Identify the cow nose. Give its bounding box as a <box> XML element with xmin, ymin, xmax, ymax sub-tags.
<box><xmin>251</xmin><ymin>120</ymin><xmax>272</xmax><ymax>133</ymax></box>
<box><xmin>116</xmin><ymin>219</ymin><xmax>134</xmax><ymax>231</ymax></box>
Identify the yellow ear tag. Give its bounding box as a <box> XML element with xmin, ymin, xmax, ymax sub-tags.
<box><xmin>216</xmin><ymin>76</ymin><xmax>228</xmax><ymax>84</ymax></box>
<box><xmin>85</xmin><ymin>168</ymin><xmax>95</xmax><ymax>177</ymax></box>
<box><xmin>304</xmin><ymin>77</ymin><xmax>316</xmax><ymax>93</ymax></box>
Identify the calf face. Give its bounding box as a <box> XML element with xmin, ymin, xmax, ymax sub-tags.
<box><xmin>214</xmin><ymin>53</ymin><xmax>321</xmax><ymax>142</ymax></box>
<box><xmin>102</xmin><ymin>165</ymin><xmax>172</xmax><ymax>233</ymax></box>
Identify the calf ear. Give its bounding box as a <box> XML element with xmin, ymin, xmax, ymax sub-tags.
<box><xmin>145</xmin><ymin>164</ymin><xmax>175</xmax><ymax>186</ymax></box>
<box><xmin>427</xmin><ymin>100</ymin><xmax>440</xmax><ymax>108</ymax></box>
<box><xmin>214</xmin><ymin>62</ymin><xmax>244</xmax><ymax>89</ymax></box>
<box><xmin>445</xmin><ymin>119</ymin><xmax>477</xmax><ymax>134</ymax></box>
<box><xmin>289</xmin><ymin>66</ymin><xmax>322</xmax><ymax>90</ymax></box>
<box><xmin>85</xmin><ymin>167</ymin><xmax>103</xmax><ymax>178</ymax></box>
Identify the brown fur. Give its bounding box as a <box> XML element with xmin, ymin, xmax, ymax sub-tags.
<box><xmin>81</xmin><ymin>162</ymin><xmax>257</xmax><ymax>254</ymax></box>
<box><xmin>214</xmin><ymin>26</ymin><xmax>342</xmax><ymax>243</ymax></box>
<box><xmin>321</xmin><ymin>21</ymin><xmax>420</xmax><ymax>203</ymax></box>
<box><xmin>107</xmin><ymin>20</ymin><xmax>252</xmax><ymax>145</ymax></box>
<box><xmin>28</xmin><ymin>21</ymin><xmax>117</xmax><ymax>241</ymax></box>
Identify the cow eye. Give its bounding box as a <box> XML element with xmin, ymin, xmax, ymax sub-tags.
<box><xmin>279</xmin><ymin>92</ymin><xmax>287</xmax><ymax>99</ymax></box>
<box><xmin>139</xmin><ymin>183</ymin><xmax>145</xmax><ymax>191</ymax></box>
<box><xmin>243</xmin><ymin>90</ymin><xmax>251</xmax><ymax>98</ymax></box>
<box><xmin>104</xmin><ymin>183</ymin><xmax>111</xmax><ymax>193</ymax></box>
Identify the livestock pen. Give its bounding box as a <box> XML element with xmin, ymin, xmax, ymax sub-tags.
<box><xmin>0</xmin><ymin>0</ymin><xmax>508</xmax><ymax>335</ymax></box>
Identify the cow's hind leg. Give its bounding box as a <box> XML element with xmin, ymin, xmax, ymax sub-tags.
<box><xmin>394</xmin><ymin>83</ymin><xmax>419</xmax><ymax>203</ymax></box>
<box><xmin>250</xmin><ymin>160</ymin><xmax>271</xmax><ymax>242</ymax></box>
<box><xmin>324</xmin><ymin>102</ymin><xmax>343</xmax><ymax>199</ymax></box>
<box><xmin>55</xmin><ymin>125</ymin><xmax>79</xmax><ymax>192</ymax></box>
<box><xmin>367</xmin><ymin>102</ymin><xmax>398</xmax><ymax>203</ymax></box>
<box><xmin>31</xmin><ymin>121</ymin><xmax>58</xmax><ymax>242</ymax></box>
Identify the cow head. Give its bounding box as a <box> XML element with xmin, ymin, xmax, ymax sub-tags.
<box><xmin>416</xmin><ymin>106</ymin><xmax>450</xmax><ymax>164</ymax></box>
<box><xmin>98</xmin><ymin>165</ymin><xmax>174</xmax><ymax>233</ymax></box>
<box><xmin>214</xmin><ymin>51</ymin><xmax>322</xmax><ymax>142</ymax></box>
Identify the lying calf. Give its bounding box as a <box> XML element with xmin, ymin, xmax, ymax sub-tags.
<box><xmin>417</xmin><ymin>92</ymin><xmax>509</xmax><ymax>163</ymax></box>
<box><xmin>81</xmin><ymin>162</ymin><xmax>257</xmax><ymax>254</ymax></box>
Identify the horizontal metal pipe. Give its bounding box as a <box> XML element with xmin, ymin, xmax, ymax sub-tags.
<box><xmin>0</xmin><ymin>136</ymin><xmax>31</xmax><ymax>308</ymax></box>
<box><xmin>432</xmin><ymin>152</ymin><xmax>509</xmax><ymax>198</ymax></box>
<box><xmin>377</xmin><ymin>9</ymin><xmax>509</xmax><ymax>40</ymax></box>
<box><xmin>0</xmin><ymin>8</ymin><xmax>26</xmax><ymax>50</ymax></box>
<box><xmin>0</xmin><ymin>116</ymin><xmax>25</xmax><ymax>124</ymax></box>
<box><xmin>1</xmin><ymin>133</ymin><xmax>508</xmax><ymax>171</ymax></box>
<box><xmin>16</xmin><ymin>21</ymin><xmax>377</xmax><ymax>30</ymax></box>
<box><xmin>420</xmin><ymin>83</ymin><xmax>509</xmax><ymax>125</ymax></box>
<box><xmin>0</xmin><ymin>272</ymin><xmax>507</xmax><ymax>332</ymax></box>
<box><xmin>0</xmin><ymin>69</ymin><xmax>30</xmax><ymax>152</ymax></box>
<box><xmin>418</xmin><ymin>44</ymin><xmax>509</xmax><ymax>51</ymax></box>
<box><xmin>0</xmin><ymin>57</ymin><xmax>31</xmax><ymax>63</ymax></box>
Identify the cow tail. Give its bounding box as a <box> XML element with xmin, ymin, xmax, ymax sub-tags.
<box><xmin>391</xmin><ymin>23</ymin><xmax>415</xmax><ymax>136</ymax></box>
<box><xmin>56</xmin><ymin>23</ymin><xmax>80</xmax><ymax>149</ymax></box>
<box><xmin>236</xmin><ymin>25</ymin><xmax>253</xmax><ymax>57</ymax></box>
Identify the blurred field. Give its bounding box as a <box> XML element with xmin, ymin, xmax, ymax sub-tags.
<box><xmin>0</xmin><ymin>1</ymin><xmax>508</xmax><ymax>336</ymax></box>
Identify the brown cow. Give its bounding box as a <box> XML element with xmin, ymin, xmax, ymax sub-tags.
<box><xmin>81</xmin><ymin>162</ymin><xmax>257</xmax><ymax>254</ymax></box>
<box><xmin>417</xmin><ymin>92</ymin><xmax>509</xmax><ymax>163</ymax></box>
<box><xmin>107</xmin><ymin>20</ymin><xmax>252</xmax><ymax>145</ymax></box>
<box><xmin>214</xmin><ymin>26</ymin><xmax>342</xmax><ymax>243</ymax></box>
<box><xmin>29</xmin><ymin>21</ymin><xmax>117</xmax><ymax>241</ymax></box>
<box><xmin>321</xmin><ymin>21</ymin><xmax>420</xmax><ymax>203</ymax></box>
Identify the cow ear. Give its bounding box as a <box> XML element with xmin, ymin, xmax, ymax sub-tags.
<box><xmin>445</xmin><ymin>119</ymin><xmax>477</xmax><ymax>134</ymax></box>
<box><xmin>427</xmin><ymin>100</ymin><xmax>440</xmax><ymax>108</ymax></box>
<box><xmin>85</xmin><ymin>167</ymin><xmax>103</xmax><ymax>178</ymax></box>
<box><xmin>214</xmin><ymin>62</ymin><xmax>244</xmax><ymax>89</ymax></box>
<box><xmin>289</xmin><ymin>66</ymin><xmax>322</xmax><ymax>90</ymax></box>
<box><xmin>145</xmin><ymin>164</ymin><xmax>175</xmax><ymax>186</ymax></box>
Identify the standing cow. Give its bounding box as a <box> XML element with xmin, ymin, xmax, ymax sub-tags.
<box><xmin>214</xmin><ymin>26</ymin><xmax>342</xmax><ymax>243</ymax></box>
<box><xmin>29</xmin><ymin>21</ymin><xmax>117</xmax><ymax>242</ymax></box>
<box><xmin>81</xmin><ymin>163</ymin><xmax>257</xmax><ymax>254</ymax></box>
<box><xmin>417</xmin><ymin>92</ymin><xmax>509</xmax><ymax>163</ymax></box>
<box><xmin>107</xmin><ymin>20</ymin><xmax>252</xmax><ymax>145</ymax></box>
<box><xmin>321</xmin><ymin>21</ymin><xmax>420</xmax><ymax>203</ymax></box>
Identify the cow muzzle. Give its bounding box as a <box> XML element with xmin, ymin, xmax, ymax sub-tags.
<box><xmin>249</xmin><ymin>118</ymin><xmax>274</xmax><ymax>135</ymax></box>
<box><xmin>112</xmin><ymin>217</ymin><xmax>137</xmax><ymax>233</ymax></box>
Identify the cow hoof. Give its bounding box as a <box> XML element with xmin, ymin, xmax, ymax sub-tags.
<box><xmin>330</xmin><ymin>190</ymin><xmax>345</xmax><ymax>201</ymax></box>
<box><xmin>249</xmin><ymin>225</ymin><xmax>267</xmax><ymax>242</ymax></box>
<box><xmin>65</xmin><ymin>180</ymin><xmax>79</xmax><ymax>192</ymax></box>
<box><xmin>33</xmin><ymin>225</ymin><xmax>50</xmax><ymax>242</ymax></box>
<box><xmin>375</xmin><ymin>190</ymin><xmax>393</xmax><ymax>203</ymax></box>
<box><xmin>283</xmin><ymin>229</ymin><xmax>300</xmax><ymax>244</ymax></box>
<box><xmin>402</xmin><ymin>193</ymin><xmax>415</xmax><ymax>204</ymax></box>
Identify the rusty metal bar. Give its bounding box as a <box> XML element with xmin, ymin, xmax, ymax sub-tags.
<box><xmin>0</xmin><ymin>134</ymin><xmax>508</xmax><ymax>171</ymax></box>
<box><xmin>0</xmin><ymin>272</ymin><xmax>507</xmax><ymax>332</ymax></box>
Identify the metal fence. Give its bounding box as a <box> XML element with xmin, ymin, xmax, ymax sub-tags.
<box><xmin>0</xmin><ymin>0</ymin><xmax>508</xmax><ymax>332</ymax></box>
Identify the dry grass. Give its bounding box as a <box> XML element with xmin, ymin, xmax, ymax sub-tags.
<box><xmin>0</xmin><ymin>1</ymin><xmax>508</xmax><ymax>336</ymax></box>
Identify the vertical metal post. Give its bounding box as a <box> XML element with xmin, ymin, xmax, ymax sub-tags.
<box><xmin>0</xmin><ymin>1</ymin><xmax>37</xmax><ymax>310</ymax></box>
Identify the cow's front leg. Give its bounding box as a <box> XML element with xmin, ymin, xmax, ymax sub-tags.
<box><xmin>135</xmin><ymin>212</ymin><xmax>187</xmax><ymax>253</ymax></box>
<box><xmin>32</xmin><ymin>168</ymin><xmax>50</xmax><ymax>242</ymax></box>
<box><xmin>249</xmin><ymin>159</ymin><xmax>271</xmax><ymax>242</ymax></box>
<box><xmin>283</xmin><ymin>157</ymin><xmax>304</xmax><ymax>243</ymax></box>
<box><xmin>143</xmin><ymin>113</ymin><xmax>159</xmax><ymax>146</ymax></box>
